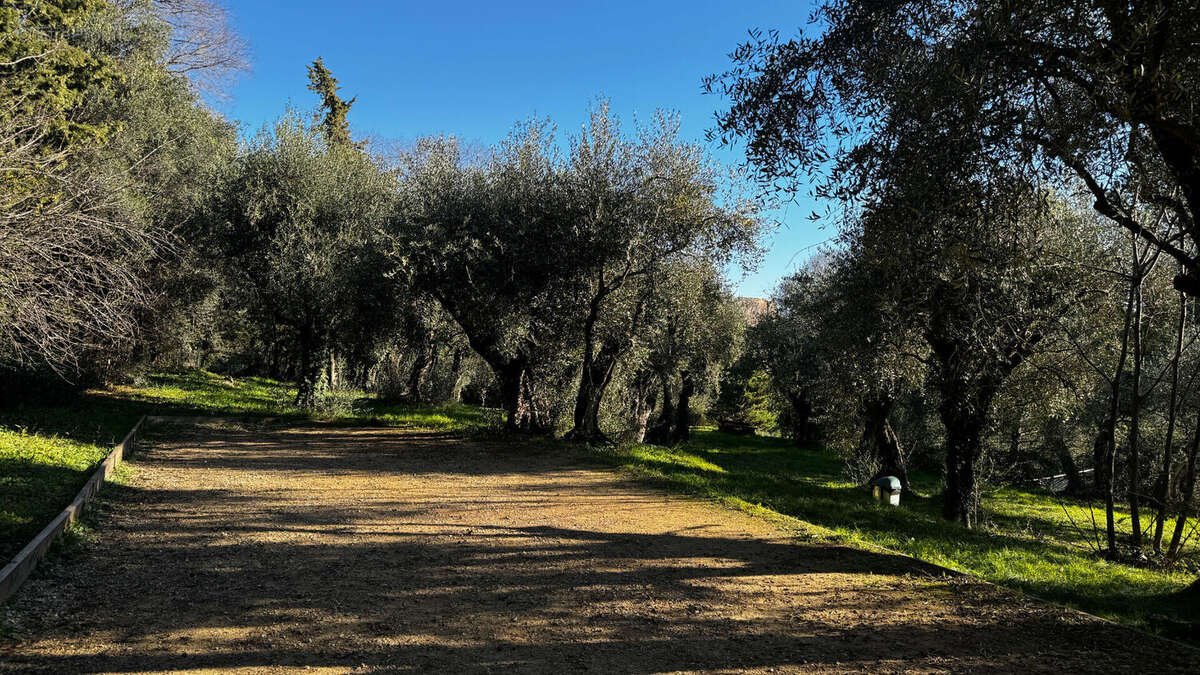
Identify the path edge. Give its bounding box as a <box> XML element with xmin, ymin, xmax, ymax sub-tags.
<box><xmin>0</xmin><ymin>415</ymin><xmax>151</xmax><ymax>604</ymax></box>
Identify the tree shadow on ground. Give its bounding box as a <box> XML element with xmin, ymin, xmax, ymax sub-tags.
<box><xmin>0</xmin><ymin>394</ymin><xmax>306</xmax><ymax>559</ymax></box>
<box><xmin>3</xmin><ymin>421</ymin><xmax>1196</xmax><ymax>673</ymax></box>
<box><xmin>616</xmin><ymin>435</ymin><xmax>1200</xmax><ymax>641</ymax></box>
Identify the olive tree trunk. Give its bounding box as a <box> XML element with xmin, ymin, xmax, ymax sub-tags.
<box><xmin>937</xmin><ymin>392</ymin><xmax>993</xmax><ymax>527</ymax></box>
<box><xmin>495</xmin><ymin>360</ymin><xmax>533</xmax><ymax>432</ymax></box>
<box><xmin>861</xmin><ymin>396</ymin><xmax>908</xmax><ymax>491</ymax></box>
<box><xmin>569</xmin><ymin>281</ymin><xmax>645</xmax><ymax>443</ymax></box>
<box><xmin>1153</xmin><ymin>286</ymin><xmax>1187</xmax><ymax>553</ymax></box>
<box><xmin>672</xmin><ymin>369</ymin><xmax>695</xmax><ymax>444</ymax></box>
<box><xmin>1094</xmin><ymin>262</ymin><xmax>1137</xmax><ymax>553</ymax></box>
<box><xmin>569</xmin><ymin>339</ymin><xmax>624</xmax><ymax>442</ymax></box>
<box><xmin>1044</xmin><ymin>418</ymin><xmax>1082</xmax><ymax>495</ymax></box>
<box><xmin>294</xmin><ymin>320</ymin><xmax>326</xmax><ymax>410</ymax></box>
<box><xmin>405</xmin><ymin>330</ymin><xmax>435</xmax><ymax>403</ymax></box>
<box><xmin>1127</xmin><ymin>268</ymin><xmax>1146</xmax><ymax>549</ymax></box>
<box><xmin>645</xmin><ymin>371</ymin><xmax>676</xmax><ymax>445</ymax></box>
<box><xmin>1167</xmin><ymin>413</ymin><xmax>1200</xmax><ymax>560</ymax></box>
<box><xmin>787</xmin><ymin>390</ymin><xmax>817</xmax><ymax>446</ymax></box>
<box><xmin>926</xmin><ymin>298</ymin><xmax>1016</xmax><ymax>528</ymax></box>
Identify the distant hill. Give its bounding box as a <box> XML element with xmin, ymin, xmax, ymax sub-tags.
<box><xmin>737</xmin><ymin>297</ymin><xmax>773</xmax><ymax>326</ymax></box>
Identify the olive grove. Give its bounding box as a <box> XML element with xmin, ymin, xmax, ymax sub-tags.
<box><xmin>1</xmin><ymin>1</ymin><xmax>768</xmax><ymax>446</ymax></box>
<box><xmin>705</xmin><ymin>0</ymin><xmax>1200</xmax><ymax>583</ymax></box>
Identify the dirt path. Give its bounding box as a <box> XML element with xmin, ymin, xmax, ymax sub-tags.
<box><xmin>1</xmin><ymin>419</ymin><xmax>1193</xmax><ymax>674</ymax></box>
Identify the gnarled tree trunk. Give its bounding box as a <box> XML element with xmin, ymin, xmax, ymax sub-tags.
<box><xmin>429</xmin><ymin>292</ymin><xmax>550</xmax><ymax>435</ymax></box>
<box><xmin>294</xmin><ymin>319</ymin><xmax>326</xmax><ymax>410</ymax></box>
<box><xmin>926</xmin><ymin>302</ymin><xmax>1011</xmax><ymax>529</ymax></box>
<box><xmin>495</xmin><ymin>360</ymin><xmax>531</xmax><ymax>432</ymax></box>
<box><xmin>645</xmin><ymin>371</ymin><xmax>675</xmax><ymax>445</ymax></box>
<box><xmin>785</xmin><ymin>389</ymin><xmax>816</xmax><ymax>446</ymax></box>
<box><xmin>405</xmin><ymin>330</ymin><xmax>435</xmax><ymax>403</ymax></box>
<box><xmin>672</xmin><ymin>369</ymin><xmax>695</xmax><ymax>444</ymax></box>
<box><xmin>1044</xmin><ymin>418</ymin><xmax>1082</xmax><ymax>495</ymax></box>
<box><xmin>624</xmin><ymin>369</ymin><xmax>657</xmax><ymax>444</ymax></box>
<box><xmin>569</xmin><ymin>339</ymin><xmax>625</xmax><ymax>442</ymax></box>
<box><xmin>1167</xmin><ymin>413</ymin><xmax>1200</xmax><ymax>560</ymax></box>
<box><xmin>631</xmin><ymin>393</ymin><xmax>656</xmax><ymax>443</ymax></box>
<box><xmin>448</xmin><ymin>347</ymin><xmax>466</xmax><ymax>402</ymax></box>
<box><xmin>569</xmin><ymin>284</ymin><xmax>645</xmax><ymax>443</ymax></box>
<box><xmin>861</xmin><ymin>395</ymin><xmax>908</xmax><ymax>491</ymax></box>
<box><xmin>938</xmin><ymin>393</ymin><xmax>990</xmax><ymax>527</ymax></box>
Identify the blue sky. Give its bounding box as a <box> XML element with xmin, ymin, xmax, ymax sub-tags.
<box><xmin>217</xmin><ymin>0</ymin><xmax>830</xmax><ymax>297</ymax></box>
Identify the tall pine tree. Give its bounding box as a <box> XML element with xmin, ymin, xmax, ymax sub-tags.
<box><xmin>305</xmin><ymin>57</ymin><xmax>359</xmax><ymax>149</ymax></box>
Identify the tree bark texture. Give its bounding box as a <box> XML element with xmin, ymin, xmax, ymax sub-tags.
<box><xmin>861</xmin><ymin>396</ymin><xmax>908</xmax><ymax>491</ymax></box>
<box><xmin>672</xmin><ymin>369</ymin><xmax>695</xmax><ymax>444</ymax></box>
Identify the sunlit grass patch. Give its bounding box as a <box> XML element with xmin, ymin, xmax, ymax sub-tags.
<box><xmin>108</xmin><ymin>370</ymin><xmax>502</xmax><ymax>434</ymax></box>
<box><xmin>354</xmin><ymin>400</ymin><xmax>504</xmax><ymax>433</ymax></box>
<box><xmin>0</xmin><ymin>427</ymin><xmax>113</xmax><ymax>560</ymax></box>
<box><xmin>108</xmin><ymin>370</ymin><xmax>301</xmax><ymax>416</ymax></box>
<box><xmin>622</xmin><ymin>443</ymin><xmax>728</xmax><ymax>474</ymax></box>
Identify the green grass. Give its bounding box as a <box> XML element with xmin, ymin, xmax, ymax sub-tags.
<box><xmin>107</xmin><ymin>370</ymin><xmax>304</xmax><ymax>416</ymax></box>
<box><xmin>0</xmin><ymin>368</ymin><xmax>498</xmax><ymax>561</ymax></box>
<box><xmin>593</xmin><ymin>431</ymin><xmax>1200</xmax><ymax>642</ymax></box>
<box><xmin>108</xmin><ymin>370</ymin><xmax>500</xmax><ymax>433</ymax></box>
<box><xmin>353</xmin><ymin>399</ymin><xmax>505</xmax><ymax>433</ymax></box>
<box><xmin>0</xmin><ymin>429</ymin><xmax>113</xmax><ymax>559</ymax></box>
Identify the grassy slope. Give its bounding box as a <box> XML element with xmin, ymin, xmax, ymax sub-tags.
<box><xmin>0</xmin><ymin>369</ymin><xmax>492</xmax><ymax>560</ymax></box>
<box><xmin>593</xmin><ymin>431</ymin><xmax>1200</xmax><ymax>640</ymax></box>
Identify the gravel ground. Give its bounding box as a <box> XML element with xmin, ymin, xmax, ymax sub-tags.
<box><xmin>1</xmin><ymin>419</ymin><xmax>1195</xmax><ymax>674</ymax></box>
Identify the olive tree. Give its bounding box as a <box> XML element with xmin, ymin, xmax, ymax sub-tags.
<box><xmin>563</xmin><ymin>102</ymin><xmax>764</xmax><ymax>441</ymax></box>
<box><xmin>852</xmin><ymin>165</ymin><xmax>1101</xmax><ymax>526</ymax></box>
<box><xmin>762</xmin><ymin>250</ymin><xmax>926</xmax><ymax>487</ymax></box>
<box><xmin>636</xmin><ymin>260</ymin><xmax>744</xmax><ymax>445</ymax></box>
<box><xmin>218</xmin><ymin>114</ymin><xmax>395</xmax><ymax>407</ymax></box>
<box><xmin>705</xmin><ymin>2</ymin><xmax>1129</xmax><ymax>525</ymax></box>
<box><xmin>752</xmin><ymin>268</ymin><xmax>827</xmax><ymax>447</ymax></box>
<box><xmin>388</xmin><ymin>124</ymin><xmax>584</xmax><ymax>431</ymax></box>
<box><xmin>706</xmin><ymin>1</ymin><xmax>1200</xmax><ymax>295</ymax></box>
<box><xmin>77</xmin><ymin>0</ymin><xmax>238</xmax><ymax>371</ymax></box>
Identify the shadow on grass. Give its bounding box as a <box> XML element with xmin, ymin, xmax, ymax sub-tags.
<box><xmin>0</xmin><ymin>392</ymin><xmax>223</xmax><ymax>560</ymax></box>
<box><xmin>0</xmin><ymin>457</ymin><xmax>96</xmax><ymax>556</ymax></box>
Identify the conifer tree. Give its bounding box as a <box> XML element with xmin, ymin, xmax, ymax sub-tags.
<box><xmin>305</xmin><ymin>57</ymin><xmax>357</xmax><ymax>148</ymax></box>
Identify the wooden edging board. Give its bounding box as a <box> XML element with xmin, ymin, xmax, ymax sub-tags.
<box><xmin>0</xmin><ymin>415</ymin><xmax>149</xmax><ymax>604</ymax></box>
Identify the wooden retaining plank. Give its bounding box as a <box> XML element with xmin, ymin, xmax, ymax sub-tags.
<box><xmin>0</xmin><ymin>415</ymin><xmax>148</xmax><ymax>604</ymax></box>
